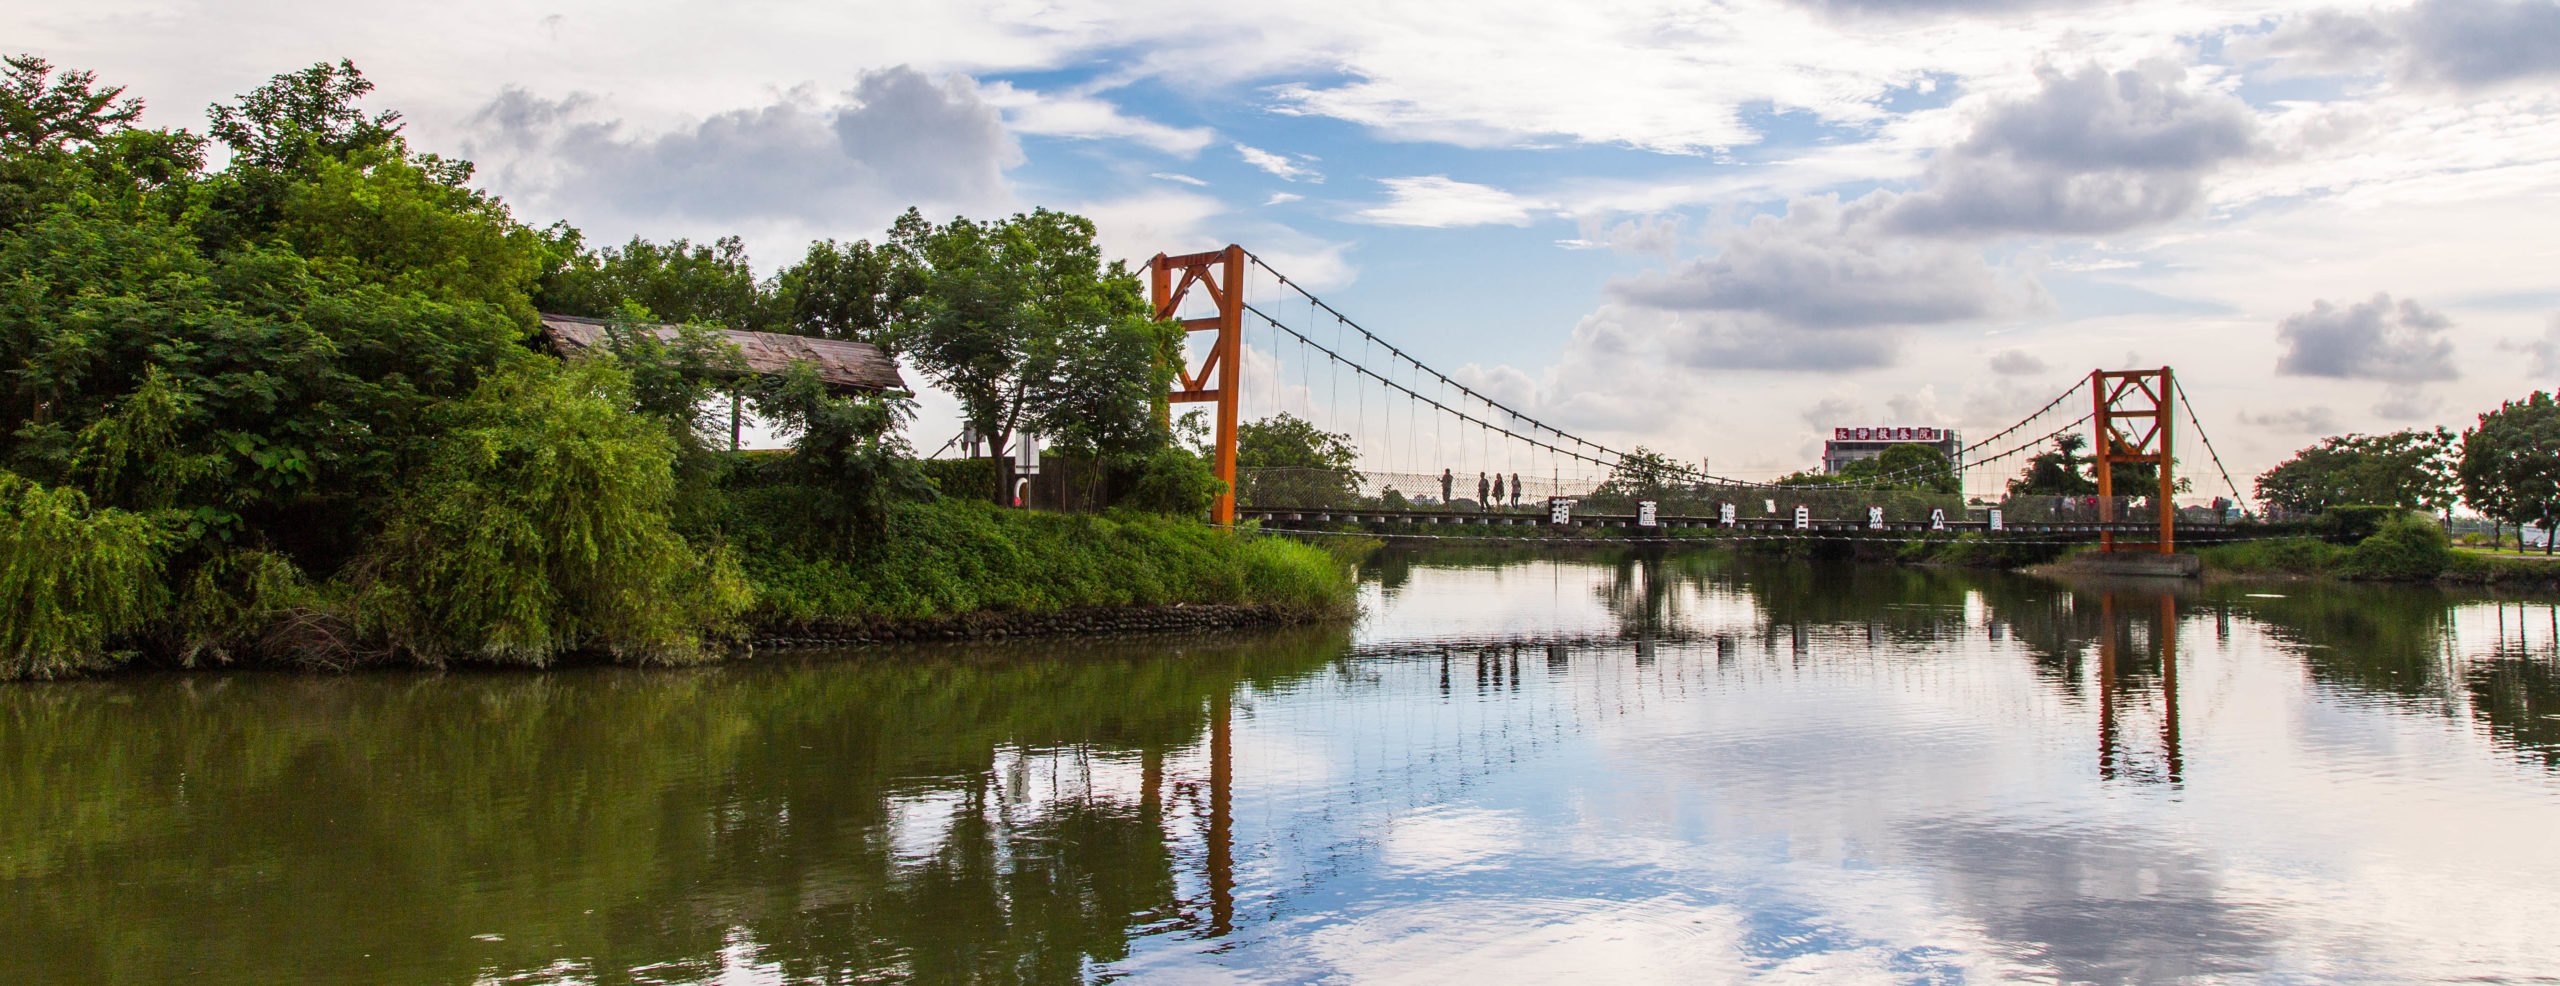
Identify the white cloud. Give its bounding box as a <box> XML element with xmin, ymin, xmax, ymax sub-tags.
<box><xmin>1355</xmin><ymin>176</ymin><xmax>1549</xmax><ymax>227</ymax></box>
<box><xmin>1149</xmin><ymin>171</ymin><xmax>1208</xmax><ymax>186</ymax></box>
<box><xmin>2502</xmin><ymin>312</ymin><xmax>2560</xmax><ymax>376</ymax></box>
<box><xmin>976</xmin><ymin>81</ymin><xmax>1215</xmax><ymax>154</ymax></box>
<box><xmin>464</xmin><ymin>66</ymin><xmax>1017</xmax><ymax>246</ymax></box>
<box><xmin>2241</xmin><ymin>406</ymin><xmax>2344</xmax><ymax>434</ymax></box>
<box><xmin>2244</xmin><ymin>0</ymin><xmax>2560</xmax><ymax>91</ymax></box>
<box><xmin>2372</xmin><ymin>384</ymin><xmax>2443</xmax><ymax>420</ymax></box>
<box><xmin>1264</xmin><ymin>191</ymin><xmax>1304</xmax><ymax>206</ymax></box>
<box><xmin>1987</xmin><ymin>349</ymin><xmax>2048</xmax><ymax>375</ymax></box>
<box><xmin>1559</xmin><ymin>215</ymin><xmax>1683</xmax><ymax>259</ymax></box>
<box><xmin>1611</xmin><ymin>195</ymin><xmax>2043</xmax><ymax>334</ymax></box>
<box><xmin>1235</xmin><ymin>142</ymin><xmax>1322</xmax><ymax>182</ymax></box>
<box><xmin>2273</xmin><ymin>293</ymin><xmax>2459</xmax><ymax>383</ymax></box>
<box><xmin>1883</xmin><ymin>61</ymin><xmax>2260</xmax><ymax>237</ymax></box>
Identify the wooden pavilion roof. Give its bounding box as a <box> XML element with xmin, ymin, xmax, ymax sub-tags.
<box><xmin>537</xmin><ymin>314</ymin><xmax>906</xmax><ymax>394</ymax></box>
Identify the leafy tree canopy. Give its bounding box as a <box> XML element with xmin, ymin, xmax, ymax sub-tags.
<box><xmin>1236</xmin><ymin>413</ymin><xmax>1360</xmax><ymax>508</ymax></box>
<box><xmin>772</xmin><ymin>214</ymin><xmax>929</xmax><ymax>345</ymax></box>
<box><xmin>536</xmin><ymin>233</ymin><xmax>781</xmax><ymax>331</ymax></box>
<box><xmin>2460</xmin><ymin>392</ymin><xmax>2560</xmax><ymax>552</ymax></box>
<box><xmin>1</xmin><ymin>54</ymin><xmax>141</xmax><ymax>155</ymax></box>
<box><xmin>896</xmin><ymin>208</ymin><xmax>1176</xmax><ymax>491</ymax></box>
<box><xmin>2009</xmin><ymin>434</ymin><xmax>2099</xmax><ymax>497</ymax></box>
<box><xmin>2256</xmin><ymin>428</ymin><xmax>2459</xmax><ymax>514</ymax></box>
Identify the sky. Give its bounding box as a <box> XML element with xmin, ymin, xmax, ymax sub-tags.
<box><xmin>15</xmin><ymin>0</ymin><xmax>2560</xmax><ymax>494</ymax></box>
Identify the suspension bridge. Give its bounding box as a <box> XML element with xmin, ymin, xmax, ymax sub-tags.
<box><xmin>1147</xmin><ymin>245</ymin><xmax>2259</xmax><ymax>555</ymax></box>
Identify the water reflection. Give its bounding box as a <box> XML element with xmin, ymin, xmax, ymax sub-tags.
<box><xmin>6</xmin><ymin>557</ymin><xmax>2560</xmax><ymax>984</ymax></box>
<box><xmin>0</xmin><ymin>630</ymin><xmax>1340</xmax><ymax>984</ymax></box>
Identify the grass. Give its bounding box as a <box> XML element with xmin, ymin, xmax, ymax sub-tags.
<box><xmin>2194</xmin><ymin>537</ymin><xmax>2348</xmax><ymax>576</ymax></box>
<box><xmin>736</xmin><ymin>499</ymin><xmax>1360</xmax><ymax>627</ymax></box>
<box><xmin>2444</xmin><ymin>548</ymin><xmax>2560</xmax><ymax>585</ymax></box>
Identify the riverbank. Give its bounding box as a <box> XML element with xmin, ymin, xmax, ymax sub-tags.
<box><xmin>1</xmin><ymin>497</ymin><xmax>1364</xmax><ymax>680</ymax></box>
<box><xmin>751</xmin><ymin>601</ymin><xmax>1319</xmax><ymax>648</ymax></box>
<box><xmin>2191</xmin><ymin>523</ymin><xmax>2560</xmax><ymax>589</ymax></box>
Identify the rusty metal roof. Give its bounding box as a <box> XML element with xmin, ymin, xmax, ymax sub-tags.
<box><xmin>537</xmin><ymin>314</ymin><xmax>906</xmax><ymax>394</ymax></box>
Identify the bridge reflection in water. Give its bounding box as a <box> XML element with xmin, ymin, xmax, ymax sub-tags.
<box><xmin>5</xmin><ymin>559</ymin><xmax>2560</xmax><ymax>983</ymax></box>
<box><xmin>2098</xmin><ymin>591</ymin><xmax>2183</xmax><ymax>785</ymax></box>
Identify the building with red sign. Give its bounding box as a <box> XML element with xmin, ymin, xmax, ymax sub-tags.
<box><xmin>1822</xmin><ymin>426</ymin><xmax>1962</xmax><ymax>475</ymax></box>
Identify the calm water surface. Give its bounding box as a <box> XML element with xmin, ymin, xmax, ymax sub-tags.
<box><xmin>8</xmin><ymin>553</ymin><xmax>2560</xmax><ymax>984</ymax></box>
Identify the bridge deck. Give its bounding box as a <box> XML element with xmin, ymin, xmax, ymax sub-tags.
<box><xmin>1238</xmin><ymin>506</ymin><xmax>2207</xmax><ymax>538</ymax></box>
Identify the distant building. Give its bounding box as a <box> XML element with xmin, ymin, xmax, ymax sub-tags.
<box><xmin>1823</xmin><ymin>426</ymin><xmax>1961</xmax><ymax>474</ymax></box>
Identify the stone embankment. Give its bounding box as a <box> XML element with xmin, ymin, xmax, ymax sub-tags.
<box><xmin>751</xmin><ymin>603</ymin><xmax>1312</xmax><ymax>648</ymax></box>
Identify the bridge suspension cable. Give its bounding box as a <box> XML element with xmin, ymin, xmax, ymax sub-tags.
<box><xmin>2174</xmin><ymin>379</ymin><xmax>2251</xmax><ymax>515</ymax></box>
<box><xmin>1245</xmin><ymin>250</ymin><xmax>1623</xmax><ymax>465</ymax></box>
<box><xmin>1224</xmin><ymin>249</ymin><xmax>2192</xmax><ymax>510</ymax></box>
<box><xmin>1241</xmin><ymin>301</ymin><xmax>1622</xmax><ymax>472</ymax></box>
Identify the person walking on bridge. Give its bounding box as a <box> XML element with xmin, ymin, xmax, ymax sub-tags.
<box><xmin>1511</xmin><ymin>472</ymin><xmax>1523</xmax><ymax>508</ymax></box>
<box><xmin>1477</xmin><ymin>472</ymin><xmax>1491</xmax><ymax>510</ymax></box>
<box><xmin>1492</xmin><ymin>473</ymin><xmax>1505</xmax><ymax>510</ymax></box>
<box><xmin>1440</xmin><ymin>468</ymin><xmax>1453</xmax><ymax>505</ymax></box>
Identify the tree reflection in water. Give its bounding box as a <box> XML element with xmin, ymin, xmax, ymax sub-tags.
<box><xmin>0</xmin><ymin>627</ymin><xmax>1345</xmax><ymax>985</ymax></box>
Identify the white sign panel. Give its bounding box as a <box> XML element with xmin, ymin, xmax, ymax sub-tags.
<box><xmin>1764</xmin><ymin>499</ymin><xmax>1777</xmax><ymax>515</ymax></box>
<box><xmin>1013</xmin><ymin>430</ymin><xmax>1041</xmax><ymax>475</ymax></box>
<box><xmin>1549</xmin><ymin>498</ymin><xmax>1575</xmax><ymax>525</ymax></box>
<box><xmin>1638</xmin><ymin>501</ymin><xmax>1658</xmax><ymax>527</ymax></box>
<box><xmin>1867</xmin><ymin>506</ymin><xmax>1885</xmax><ymax>530</ymax></box>
<box><xmin>1930</xmin><ymin>508</ymin><xmax>1946</xmax><ymax>531</ymax></box>
<box><xmin>1989</xmin><ymin>508</ymin><xmax>2003</xmax><ymax>531</ymax></box>
<box><xmin>1793</xmin><ymin>505</ymin><xmax>1811</xmax><ymax>530</ymax></box>
<box><xmin>1719</xmin><ymin>502</ymin><xmax>1737</xmax><ymax>526</ymax></box>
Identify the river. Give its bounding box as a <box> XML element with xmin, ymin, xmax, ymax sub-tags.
<box><xmin>7</xmin><ymin>552</ymin><xmax>2560</xmax><ymax>984</ymax></box>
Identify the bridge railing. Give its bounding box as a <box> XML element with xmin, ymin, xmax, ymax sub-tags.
<box><xmin>2000</xmin><ymin>495</ymin><xmax>2235</xmax><ymax>527</ymax></box>
<box><xmin>1237</xmin><ymin>468</ymin><xmax>1974</xmax><ymax>521</ymax></box>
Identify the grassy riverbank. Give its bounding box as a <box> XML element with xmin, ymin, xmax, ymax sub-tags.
<box><xmin>0</xmin><ymin>482</ymin><xmax>1359</xmax><ymax>680</ymax></box>
<box><xmin>738</xmin><ymin>500</ymin><xmax>1362</xmax><ymax>627</ymax></box>
<box><xmin>2192</xmin><ymin>514</ymin><xmax>2560</xmax><ymax>587</ymax></box>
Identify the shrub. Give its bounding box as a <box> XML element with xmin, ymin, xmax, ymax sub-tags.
<box><xmin>2196</xmin><ymin>537</ymin><xmax>2347</xmax><ymax>575</ymax></box>
<box><xmin>357</xmin><ymin>359</ymin><xmax>751</xmax><ymax>665</ymax></box>
<box><xmin>2340</xmin><ymin>512</ymin><xmax>2452</xmax><ymax>581</ymax></box>
<box><xmin>2316</xmin><ymin>506</ymin><xmax>2403</xmax><ymax>545</ymax></box>
<box><xmin>168</xmin><ymin>547</ymin><xmax>315</xmax><ymax>666</ymax></box>
<box><xmin>0</xmin><ymin>472</ymin><xmax>171</xmax><ymax>678</ymax></box>
<box><xmin>919</xmin><ymin>457</ymin><xmax>1000</xmax><ymax>501</ymax></box>
<box><xmin>1117</xmin><ymin>447</ymin><xmax>1223</xmax><ymax>518</ymax></box>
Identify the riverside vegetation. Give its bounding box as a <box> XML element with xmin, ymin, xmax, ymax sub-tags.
<box><xmin>0</xmin><ymin>57</ymin><xmax>1353</xmax><ymax>679</ymax></box>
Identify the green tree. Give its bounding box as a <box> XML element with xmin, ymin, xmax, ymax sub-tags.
<box><xmin>359</xmin><ymin>358</ymin><xmax>750</xmax><ymax>662</ymax></box>
<box><xmin>896</xmin><ymin>209</ymin><xmax>1175</xmax><ymax>502</ymax></box>
<box><xmin>592</xmin><ymin>303</ymin><xmax>750</xmax><ymax>455</ymax></box>
<box><xmin>535</xmin><ymin>233</ymin><xmax>782</xmax><ymax>331</ymax></box>
<box><xmin>2009</xmin><ymin>434</ymin><xmax>2099</xmax><ymax>497</ymax></box>
<box><xmin>1597</xmin><ymin>447</ymin><xmax>1690</xmax><ymax>502</ymax></box>
<box><xmin>772</xmin><ymin>216</ymin><xmax>928</xmax><ymax>343</ymax></box>
<box><xmin>1872</xmin><ymin>443</ymin><xmax>1959</xmax><ymax>494</ymax></box>
<box><xmin>2461</xmin><ymin>392</ymin><xmax>2560</xmax><ymax>554</ymax></box>
<box><xmin>2255</xmin><ymin>428</ymin><xmax>2459</xmax><ymax>515</ymax></box>
<box><xmin>748</xmin><ymin>362</ymin><xmax>926</xmax><ymax>548</ymax></box>
<box><xmin>0</xmin><ymin>54</ymin><xmax>141</xmax><ymax>155</ymax></box>
<box><xmin>1236</xmin><ymin>413</ymin><xmax>1360</xmax><ymax>508</ymax></box>
<box><xmin>1</xmin><ymin>58</ymin><xmax>536</xmax><ymax>572</ymax></box>
<box><xmin>196</xmin><ymin>59</ymin><xmax>411</xmax><ymax>249</ymax></box>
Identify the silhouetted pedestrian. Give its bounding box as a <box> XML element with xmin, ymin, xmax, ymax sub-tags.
<box><xmin>1492</xmin><ymin>473</ymin><xmax>1505</xmax><ymax>508</ymax></box>
<box><xmin>1440</xmin><ymin>468</ymin><xmax>1453</xmax><ymax>505</ymax></box>
<box><xmin>1511</xmin><ymin>472</ymin><xmax>1522</xmax><ymax>507</ymax></box>
<box><xmin>1477</xmin><ymin>472</ymin><xmax>1490</xmax><ymax>510</ymax></box>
